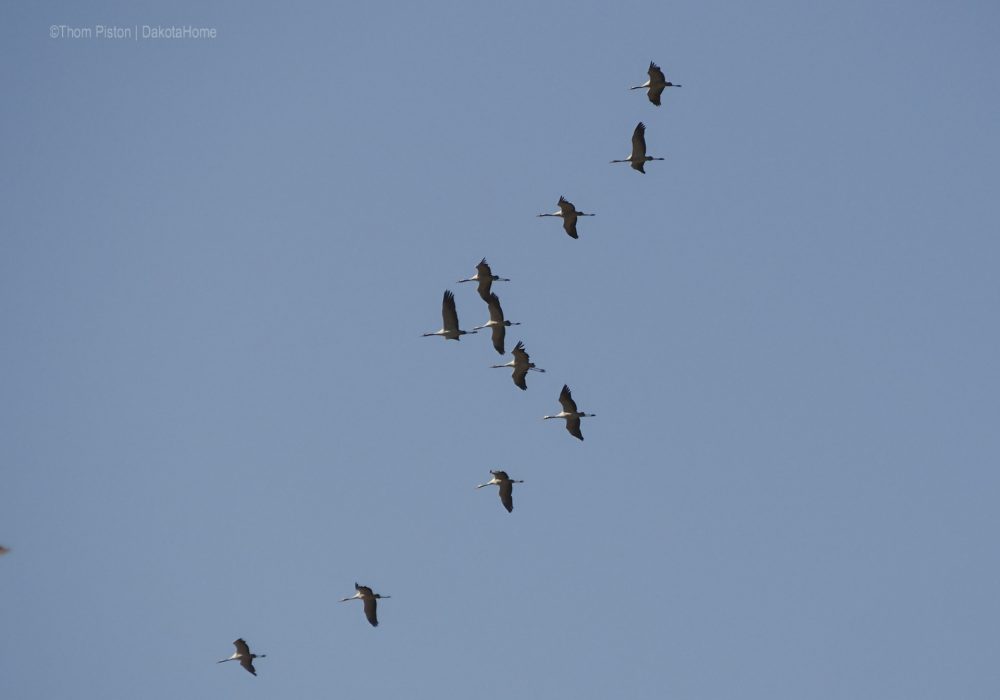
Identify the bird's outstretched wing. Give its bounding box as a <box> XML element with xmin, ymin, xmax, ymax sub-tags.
<box><xmin>566</xmin><ymin>416</ymin><xmax>584</xmax><ymax>441</ymax></box>
<box><xmin>363</xmin><ymin>597</ymin><xmax>379</xmax><ymax>627</ymax></box>
<box><xmin>491</xmin><ymin>324</ymin><xmax>506</xmax><ymax>355</ymax></box>
<box><xmin>559</xmin><ymin>384</ymin><xmax>579</xmax><ymax>413</ymax></box>
<box><xmin>631</xmin><ymin>122</ymin><xmax>648</xmax><ymax>160</ymax></box>
<box><xmin>512</xmin><ymin>341</ymin><xmax>528</xmax><ymax>363</ymax></box>
<box><xmin>476</xmin><ymin>278</ymin><xmax>492</xmax><ymax>302</ymax></box>
<box><xmin>562</xmin><ymin>215</ymin><xmax>579</xmax><ymax>239</ymax></box>
<box><xmin>498</xmin><ymin>480</ymin><xmax>514</xmax><ymax>512</ymax></box>
<box><xmin>442</xmin><ymin>290</ymin><xmax>459</xmax><ymax>332</ymax></box>
<box><xmin>512</xmin><ymin>366</ymin><xmax>528</xmax><ymax>390</ymax></box>
<box><xmin>487</xmin><ymin>293</ymin><xmax>504</xmax><ymax>324</ymax></box>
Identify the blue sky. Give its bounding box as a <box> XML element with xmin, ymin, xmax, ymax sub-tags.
<box><xmin>3</xmin><ymin>1</ymin><xmax>999</xmax><ymax>698</ymax></box>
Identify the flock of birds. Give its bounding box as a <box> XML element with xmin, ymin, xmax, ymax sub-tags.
<box><xmin>0</xmin><ymin>60</ymin><xmax>682</xmax><ymax>681</ymax></box>
<box><xmin>0</xmin><ymin>60</ymin><xmax>684</xmax><ymax>686</ymax></box>
<box><xmin>423</xmin><ymin>258</ymin><xmax>597</xmax><ymax>447</ymax></box>
<box><xmin>217</xmin><ymin>59</ymin><xmax>681</xmax><ymax>678</ymax></box>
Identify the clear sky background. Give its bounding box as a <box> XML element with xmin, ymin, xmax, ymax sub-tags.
<box><xmin>3</xmin><ymin>1</ymin><xmax>999</xmax><ymax>698</ymax></box>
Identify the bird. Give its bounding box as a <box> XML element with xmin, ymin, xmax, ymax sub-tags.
<box><xmin>631</xmin><ymin>61</ymin><xmax>681</xmax><ymax>106</ymax></box>
<box><xmin>537</xmin><ymin>196</ymin><xmax>594</xmax><ymax>239</ymax></box>
<box><xmin>217</xmin><ymin>638</ymin><xmax>266</xmax><ymax>676</ymax></box>
<box><xmin>473</xmin><ymin>292</ymin><xmax>520</xmax><ymax>355</ymax></box>
<box><xmin>340</xmin><ymin>583</ymin><xmax>390</xmax><ymax>627</ymax></box>
<box><xmin>476</xmin><ymin>470</ymin><xmax>524</xmax><ymax>513</ymax></box>
<box><xmin>0</xmin><ymin>545</ymin><xmax>9</xmax><ymax>555</ymax></box>
<box><xmin>457</xmin><ymin>257</ymin><xmax>510</xmax><ymax>302</ymax></box>
<box><xmin>423</xmin><ymin>290</ymin><xmax>477</xmax><ymax>340</ymax></box>
<box><xmin>543</xmin><ymin>384</ymin><xmax>596</xmax><ymax>440</ymax></box>
<box><xmin>491</xmin><ymin>340</ymin><xmax>545</xmax><ymax>390</ymax></box>
<box><xmin>610</xmin><ymin>122</ymin><xmax>664</xmax><ymax>173</ymax></box>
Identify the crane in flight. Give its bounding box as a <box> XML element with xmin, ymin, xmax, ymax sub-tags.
<box><xmin>476</xmin><ymin>470</ymin><xmax>524</xmax><ymax>513</ymax></box>
<box><xmin>340</xmin><ymin>582</ymin><xmax>390</xmax><ymax>627</ymax></box>
<box><xmin>217</xmin><ymin>638</ymin><xmax>266</xmax><ymax>676</ymax></box>
<box><xmin>423</xmin><ymin>290</ymin><xmax>477</xmax><ymax>340</ymax></box>
<box><xmin>631</xmin><ymin>61</ymin><xmax>681</xmax><ymax>106</ymax></box>
<box><xmin>543</xmin><ymin>384</ymin><xmax>596</xmax><ymax>440</ymax></box>
<box><xmin>537</xmin><ymin>196</ymin><xmax>594</xmax><ymax>239</ymax></box>
<box><xmin>457</xmin><ymin>258</ymin><xmax>510</xmax><ymax>302</ymax></box>
<box><xmin>473</xmin><ymin>292</ymin><xmax>520</xmax><ymax>355</ymax></box>
<box><xmin>491</xmin><ymin>340</ymin><xmax>545</xmax><ymax>390</ymax></box>
<box><xmin>611</xmin><ymin>122</ymin><xmax>664</xmax><ymax>173</ymax></box>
